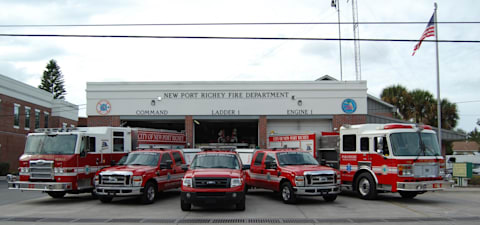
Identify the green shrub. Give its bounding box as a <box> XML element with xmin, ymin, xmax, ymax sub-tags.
<box><xmin>470</xmin><ymin>175</ymin><xmax>480</xmax><ymax>185</ymax></box>
<box><xmin>0</xmin><ymin>162</ymin><xmax>9</xmax><ymax>176</ymax></box>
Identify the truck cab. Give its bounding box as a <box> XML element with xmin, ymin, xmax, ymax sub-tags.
<box><xmin>247</xmin><ymin>149</ymin><xmax>340</xmax><ymax>204</ymax></box>
<box><xmin>180</xmin><ymin>148</ymin><xmax>247</xmax><ymax>211</ymax></box>
<box><xmin>95</xmin><ymin>149</ymin><xmax>186</xmax><ymax>204</ymax></box>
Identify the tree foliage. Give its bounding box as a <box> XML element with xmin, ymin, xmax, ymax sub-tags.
<box><xmin>38</xmin><ymin>59</ymin><xmax>66</xmax><ymax>99</ymax></box>
<box><xmin>380</xmin><ymin>85</ymin><xmax>459</xmax><ymax>130</ymax></box>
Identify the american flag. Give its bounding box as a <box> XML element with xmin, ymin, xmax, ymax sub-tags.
<box><xmin>412</xmin><ymin>13</ymin><xmax>435</xmax><ymax>56</ymax></box>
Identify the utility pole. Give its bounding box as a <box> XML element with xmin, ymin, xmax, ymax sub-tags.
<box><xmin>331</xmin><ymin>0</ymin><xmax>343</xmax><ymax>81</ymax></box>
<box><xmin>351</xmin><ymin>0</ymin><xmax>362</xmax><ymax>80</ymax></box>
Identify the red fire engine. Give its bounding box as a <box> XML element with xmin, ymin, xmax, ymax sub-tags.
<box><xmin>94</xmin><ymin>149</ymin><xmax>186</xmax><ymax>204</ymax></box>
<box><xmin>7</xmin><ymin>127</ymin><xmax>185</xmax><ymax>198</ymax></box>
<box><xmin>318</xmin><ymin>123</ymin><xmax>454</xmax><ymax>200</ymax></box>
<box><xmin>180</xmin><ymin>148</ymin><xmax>247</xmax><ymax>211</ymax></box>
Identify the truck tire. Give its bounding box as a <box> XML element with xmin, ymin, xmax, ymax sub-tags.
<box><xmin>280</xmin><ymin>182</ymin><xmax>296</xmax><ymax>204</ymax></box>
<box><xmin>180</xmin><ymin>199</ymin><xmax>191</xmax><ymax>211</ymax></box>
<box><xmin>323</xmin><ymin>194</ymin><xmax>337</xmax><ymax>202</ymax></box>
<box><xmin>399</xmin><ymin>191</ymin><xmax>418</xmax><ymax>199</ymax></box>
<box><xmin>356</xmin><ymin>173</ymin><xmax>377</xmax><ymax>200</ymax></box>
<box><xmin>140</xmin><ymin>181</ymin><xmax>157</xmax><ymax>204</ymax></box>
<box><xmin>46</xmin><ymin>191</ymin><xmax>66</xmax><ymax>199</ymax></box>
<box><xmin>99</xmin><ymin>196</ymin><xmax>113</xmax><ymax>203</ymax></box>
<box><xmin>235</xmin><ymin>196</ymin><xmax>246</xmax><ymax>211</ymax></box>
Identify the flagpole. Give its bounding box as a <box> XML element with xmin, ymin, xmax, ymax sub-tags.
<box><xmin>434</xmin><ymin>2</ymin><xmax>442</xmax><ymax>154</ymax></box>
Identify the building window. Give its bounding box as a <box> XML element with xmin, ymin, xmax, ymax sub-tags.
<box><xmin>35</xmin><ymin>109</ymin><xmax>41</xmax><ymax>129</ymax></box>
<box><xmin>13</xmin><ymin>103</ymin><xmax>20</xmax><ymax>128</ymax></box>
<box><xmin>24</xmin><ymin>107</ymin><xmax>31</xmax><ymax>130</ymax></box>
<box><xmin>44</xmin><ymin>112</ymin><xmax>49</xmax><ymax>128</ymax></box>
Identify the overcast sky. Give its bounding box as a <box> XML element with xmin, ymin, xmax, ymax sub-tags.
<box><xmin>0</xmin><ymin>0</ymin><xmax>479</xmax><ymax>133</ymax></box>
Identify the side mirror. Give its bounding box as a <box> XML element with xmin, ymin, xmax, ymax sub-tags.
<box><xmin>80</xmin><ymin>150</ymin><xmax>86</xmax><ymax>158</ymax></box>
<box><xmin>181</xmin><ymin>164</ymin><xmax>189</xmax><ymax>171</ymax></box>
<box><xmin>242</xmin><ymin>165</ymin><xmax>250</xmax><ymax>170</ymax></box>
<box><xmin>110</xmin><ymin>160</ymin><xmax>116</xmax><ymax>166</ymax></box>
<box><xmin>160</xmin><ymin>160</ymin><xmax>173</xmax><ymax>169</ymax></box>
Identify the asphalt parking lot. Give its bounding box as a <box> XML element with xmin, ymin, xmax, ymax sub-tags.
<box><xmin>1</xmin><ymin>178</ymin><xmax>480</xmax><ymax>225</ymax></box>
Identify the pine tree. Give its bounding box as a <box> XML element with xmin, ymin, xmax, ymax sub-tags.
<box><xmin>38</xmin><ymin>59</ymin><xmax>66</xmax><ymax>99</ymax></box>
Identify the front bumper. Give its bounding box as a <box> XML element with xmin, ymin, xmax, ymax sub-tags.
<box><xmin>8</xmin><ymin>181</ymin><xmax>72</xmax><ymax>191</ymax></box>
<box><xmin>396</xmin><ymin>180</ymin><xmax>454</xmax><ymax>191</ymax></box>
<box><xmin>95</xmin><ymin>186</ymin><xmax>143</xmax><ymax>197</ymax></box>
<box><xmin>181</xmin><ymin>191</ymin><xmax>245</xmax><ymax>205</ymax></box>
<box><xmin>293</xmin><ymin>184</ymin><xmax>341</xmax><ymax>196</ymax></box>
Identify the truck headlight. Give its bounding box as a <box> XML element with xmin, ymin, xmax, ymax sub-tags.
<box><xmin>231</xmin><ymin>178</ymin><xmax>242</xmax><ymax>188</ymax></box>
<box><xmin>182</xmin><ymin>178</ymin><xmax>193</xmax><ymax>188</ymax></box>
<box><xmin>54</xmin><ymin>167</ymin><xmax>64</xmax><ymax>174</ymax></box>
<box><xmin>295</xmin><ymin>176</ymin><xmax>305</xmax><ymax>186</ymax></box>
<box><xmin>398</xmin><ymin>165</ymin><xmax>413</xmax><ymax>177</ymax></box>
<box><xmin>20</xmin><ymin>167</ymin><xmax>30</xmax><ymax>173</ymax></box>
<box><xmin>335</xmin><ymin>171</ymin><xmax>341</xmax><ymax>184</ymax></box>
<box><xmin>132</xmin><ymin>176</ymin><xmax>143</xmax><ymax>186</ymax></box>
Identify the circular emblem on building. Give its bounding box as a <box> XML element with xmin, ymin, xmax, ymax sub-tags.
<box><xmin>96</xmin><ymin>100</ymin><xmax>111</xmax><ymax>115</ymax></box>
<box><xmin>341</xmin><ymin>98</ymin><xmax>357</xmax><ymax>114</ymax></box>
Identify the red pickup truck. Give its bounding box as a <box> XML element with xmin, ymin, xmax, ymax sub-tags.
<box><xmin>180</xmin><ymin>149</ymin><xmax>247</xmax><ymax>211</ymax></box>
<box><xmin>94</xmin><ymin>149</ymin><xmax>186</xmax><ymax>204</ymax></box>
<box><xmin>246</xmin><ymin>149</ymin><xmax>340</xmax><ymax>203</ymax></box>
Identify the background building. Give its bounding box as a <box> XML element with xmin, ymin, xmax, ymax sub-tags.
<box><xmin>0</xmin><ymin>74</ymin><xmax>78</xmax><ymax>173</ymax></box>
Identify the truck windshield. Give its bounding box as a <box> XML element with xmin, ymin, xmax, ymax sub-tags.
<box><xmin>277</xmin><ymin>152</ymin><xmax>319</xmax><ymax>166</ymax></box>
<box><xmin>24</xmin><ymin>134</ymin><xmax>77</xmax><ymax>155</ymax></box>
<box><xmin>390</xmin><ymin>132</ymin><xmax>441</xmax><ymax>156</ymax></box>
<box><xmin>120</xmin><ymin>153</ymin><xmax>160</xmax><ymax>167</ymax></box>
<box><xmin>190</xmin><ymin>154</ymin><xmax>240</xmax><ymax>169</ymax></box>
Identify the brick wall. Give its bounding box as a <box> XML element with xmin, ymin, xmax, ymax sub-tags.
<box><xmin>51</xmin><ymin>116</ymin><xmax>78</xmax><ymax>128</ymax></box>
<box><xmin>0</xmin><ymin>94</ymin><xmax>52</xmax><ymax>173</ymax></box>
<box><xmin>332</xmin><ymin>114</ymin><xmax>367</xmax><ymax>131</ymax></box>
<box><xmin>258</xmin><ymin>116</ymin><xmax>267</xmax><ymax>148</ymax></box>
<box><xmin>87</xmin><ymin>116</ymin><xmax>121</xmax><ymax>127</ymax></box>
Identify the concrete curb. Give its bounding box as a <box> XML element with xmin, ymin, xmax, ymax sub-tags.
<box><xmin>0</xmin><ymin>176</ymin><xmax>6</xmax><ymax>181</ymax></box>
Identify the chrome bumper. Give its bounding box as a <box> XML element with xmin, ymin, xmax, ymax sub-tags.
<box><xmin>397</xmin><ymin>180</ymin><xmax>454</xmax><ymax>191</ymax></box>
<box><xmin>293</xmin><ymin>185</ymin><xmax>341</xmax><ymax>196</ymax></box>
<box><xmin>95</xmin><ymin>186</ymin><xmax>143</xmax><ymax>196</ymax></box>
<box><xmin>8</xmin><ymin>181</ymin><xmax>72</xmax><ymax>191</ymax></box>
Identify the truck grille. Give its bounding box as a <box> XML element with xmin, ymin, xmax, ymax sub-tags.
<box><xmin>194</xmin><ymin>177</ymin><xmax>229</xmax><ymax>188</ymax></box>
<box><xmin>100</xmin><ymin>175</ymin><xmax>131</xmax><ymax>186</ymax></box>
<box><xmin>413</xmin><ymin>163</ymin><xmax>439</xmax><ymax>178</ymax></box>
<box><xmin>305</xmin><ymin>174</ymin><xmax>335</xmax><ymax>186</ymax></box>
<box><xmin>29</xmin><ymin>160</ymin><xmax>54</xmax><ymax>180</ymax></box>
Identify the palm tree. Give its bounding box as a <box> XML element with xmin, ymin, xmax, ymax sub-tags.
<box><xmin>380</xmin><ymin>85</ymin><xmax>412</xmax><ymax>120</ymax></box>
<box><xmin>427</xmin><ymin>99</ymin><xmax>459</xmax><ymax>129</ymax></box>
<box><xmin>409</xmin><ymin>89</ymin><xmax>435</xmax><ymax>125</ymax></box>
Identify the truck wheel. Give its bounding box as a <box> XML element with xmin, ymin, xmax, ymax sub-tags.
<box><xmin>46</xmin><ymin>191</ymin><xmax>66</xmax><ymax>199</ymax></box>
<box><xmin>140</xmin><ymin>181</ymin><xmax>157</xmax><ymax>204</ymax></box>
<box><xmin>98</xmin><ymin>196</ymin><xmax>113</xmax><ymax>203</ymax></box>
<box><xmin>180</xmin><ymin>200</ymin><xmax>191</xmax><ymax>211</ymax></box>
<box><xmin>280</xmin><ymin>182</ymin><xmax>296</xmax><ymax>204</ymax></box>
<box><xmin>235</xmin><ymin>196</ymin><xmax>246</xmax><ymax>211</ymax></box>
<box><xmin>323</xmin><ymin>194</ymin><xmax>337</xmax><ymax>202</ymax></box>
<box><xmin>399</xmin><ymin>191</ymin><xmax>418</xmax><ymax>199</ymax></box>
<box><xmin>356</xmin><ymin>173</ymin><xmax>377</xmax><ymax>200</ymax></box>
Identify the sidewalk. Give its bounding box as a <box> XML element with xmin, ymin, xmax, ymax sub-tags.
<box><xmin>444</xmin><ymin>186</ymin><xmax>480</xmax><ymax>192</ymax></box>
